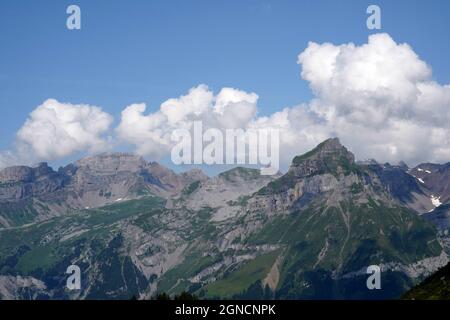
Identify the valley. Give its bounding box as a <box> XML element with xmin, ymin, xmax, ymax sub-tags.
<box><xmin>1</xmin><ymin>138</ymin><xmax>449</xmax><ymax>299</ymax></box>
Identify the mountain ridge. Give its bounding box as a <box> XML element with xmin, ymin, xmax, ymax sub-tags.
<box><xmin>0</xmin><ymin>138</ymin><xmax>449</xmax><ymax>300</ymax></box>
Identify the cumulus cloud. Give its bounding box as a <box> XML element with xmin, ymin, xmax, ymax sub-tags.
<box><xmin>0</xmin><ymin>99</ymin><xmax>113</xmax><ymax>167</ymax></box>
<box><xmin>2</xmin><ymin>33</ymin><xmax>449</xmax><ymax>170</ymax></box>
<box><xmin>196</xmin><ymin>33</ymin><xmax>446</xmax><ymax>167</ymax></box>
<box><xmin>294</xmin><ymin>33</ymin><xmax>450</xmax><ymax>165</ymax></box>
<box><xmin>116</xmin><ymin>33</ymin><xmax>450</xmax><ymax>168</ymax></box>
<box><xmin>116</xmin><ymin>85</ymin><xmax>259</xmax><ymax>158</ymax></box>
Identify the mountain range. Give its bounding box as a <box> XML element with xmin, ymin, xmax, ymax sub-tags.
<box><xmin>0</xmin><ymin>138</ymin><xmax>449</xmax><ymax>299</ymax></box>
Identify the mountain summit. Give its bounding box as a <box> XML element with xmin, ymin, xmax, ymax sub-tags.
<box><xmin>293</xmin><ymin>137</ymin><xmax>353</xmax><ymax>161</ymax></box>
<box><xmin>0</xmin><ymin>139</ymin><xmax>449</xmax><ymax>300</ymax></box>
<box><xmin>0</xmin><ymin>153</ymin><xmax>205</xmax><ymax>227</ymax></box>
<box><xmin>291</xmin><ymin>137</ymin><xmax>356</xmax><ymax>176</ymax></box>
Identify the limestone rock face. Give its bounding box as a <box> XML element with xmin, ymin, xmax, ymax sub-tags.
<box><xmin>0</xmin><ymin>139</ymin><xmax>448</xmax><ymax>300</ymax></box>
<box><xmin>290</xmin><ymin>138</ymin><xmax>355</xmax><ymax>178</ymax></box>
<box><xmin>75</xmin><ymin>153</ymin><xmax>147</xmax><ymax>175</ymax></box>
<box><xmin>0</xmin><ymin>166</ymin><xmax>35</xmax><ymax>183</ymax></box>
<box><xmin>0</xmin><ymin>153</ymin><xmax>207</xmax><ymax>227</ymax></box>
<box><xmin>0</xmin><ymin>163</ymin><xmax>67</xmax><ymax>201</ymax></box>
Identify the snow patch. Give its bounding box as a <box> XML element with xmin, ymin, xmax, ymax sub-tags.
<box><xmin>431</xmin><ymin>195</ymin><xmax>442</xmax><ymax>208</ymax></box>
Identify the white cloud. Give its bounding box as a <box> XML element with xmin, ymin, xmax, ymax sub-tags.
<box><xmin>0</xmin><ymin>150</ymin><xmax>18</xmax><ymax>169</ymax></box>
<box><xmin>116</xmin><ymin>102</ymin><xmax>173</xmax><ymax>158</ymax></box>
<box><xmin>226</xmin><ymin>33</ymin><xmax>450</xmax><ymax>167</ymax></box>
<box><xmin>293</xmin><ymin>33</ymin><xmax>450</xmax><ymax>165</ymax></box>
<box><xmin>116</xmin><ymin>85</ymin><xmax>259</xmax><ymax>158</ymax></box>
<box><xmin>0</xmin><ymin>99</ymin><xmax>113</xmax><ymax>167</ymax></box>
<box><xmin>160</xmin><ymin>84</ymin><xmax>214</xmax><ymax>125</ymax></box>
<box><xmin>2</xmin><ymin>33</ymin><xmax>450</xmax><ymax>170</ymax></box>
<box><xmin>116</xmin><ymin>34</ymin><xmax>450</xmax><ymax>167</ymax></box>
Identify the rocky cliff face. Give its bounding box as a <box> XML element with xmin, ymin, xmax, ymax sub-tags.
<box><xmin>0</xmin><ymin>139</ymin><xmax>449</xmax><ymax>300</ymax></box>
<box><xmin>175</xmin><ymin>167</ymin><xmax>278</xmax><ymax>221</ymax></box>
<box><xmin>396</xmin><ymin>162</ymin><xmax>450</xmax><ymax>230</ymax></box>
<box><xmin>0</xmin><ymin>163</ymin><xmax>67</xmax><ymax>200</ymax></box>
<box><xmin>290</xmin><ymin>137</ymin><xmax>356</xmax><ymax>177</ymax></box>
<box><xmin>410</xmin><ymin>163</ymin><xmax>450</xmax><ymax>205</ymax></box>
<box><xmin>250</xmin><ymin>138</ymin><xmax>360</xmax><ymax>213</ymax></box>
<box><xmin>0</xmin><ymin>153</ymin><xmax>207</xmax><ymax>227</ymax></box>
<box><xmin>74</xmin><ymin>153</ymin><xmax>146</xmax><ymax>174</ymax></box>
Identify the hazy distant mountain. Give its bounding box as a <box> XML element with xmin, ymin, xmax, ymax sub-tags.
<box><xmin>0</xmin><ymin>138</ymin><xmax>449</xmax><ymax>299</ymax></box>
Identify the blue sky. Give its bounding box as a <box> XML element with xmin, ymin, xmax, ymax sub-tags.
<box><xmin>1</xmin><ymin>0</ymin><xmax>450</xmax><ymax>172</ymax></box>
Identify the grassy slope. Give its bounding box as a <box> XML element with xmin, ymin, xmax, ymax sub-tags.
<box><xmin>0</xmin><ymin>196</ymin><xmax>165</xmax><ymax>282</ymax></box>
<box><xmin>204</xmin><ymin>249</ymin><xmax>281</xmax><ymax>298</ymax></box>
<box><xmin>243</xmin><ymin>197</ymin><xmax>441</xmax><ymax>299</ymax></box>
<box><xmin>0</xmin><ymin>186</ymin><xmax>442</xmax><ymax>299</ymax></box>
<box><xmin>403</xmin><ymin>262</ymin><xmax>450</xmax><ymax>299</ymax></box>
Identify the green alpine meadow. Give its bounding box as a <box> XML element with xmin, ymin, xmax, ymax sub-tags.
<box><xmin>1</xmin><ymin>138</ymin><xmax>449</xmax><ymax>299</ymax></box>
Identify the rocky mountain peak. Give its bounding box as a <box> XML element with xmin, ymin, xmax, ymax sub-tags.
<box><xmin>317</xmin><ymin>137</ymin><xmax>344</xmax><ymax>150</ymax></box>
<box><xmin>0</xmin><ymin>162</ymin><xmax>55</xmax><ymax>183</ymax></box>
<box><xmin>293</xmin><ymin>138</ymin><xmax>354</xmax><ymax>162</ymax></box>
<box><xmin>289</xmin><ymin>138</ymin><xmax>356</xmax><ymax>178</ymax></box>
<box><xmin>315</xmin><ymin>137</ymin><xmax>354</xmax><ymax>161</ymax></box>
<box><xmin>0</xmin><ymin>166</ymin><xmax>34</xmax><ymax>183</ymax></box>
<box><xmin>411</xmin><ymin>162</ymin><xmax>450</xmax><ymax>204</ymax></box>
<box><xmin>0</xmin><ymin>137</ymin><xmax>448</xmax><ymax>301</ymax></box>
<box><xmin>180</xmin><ymin>168</ymin><xmax>208</xmax><ymax>182</ymax></box>
<box><xmin>75</xmin><ymin>153</ymin><xmax>147</xmax><ymax>174</ymax></box>
<box><xmin>218</xmin><ymin>167</ymin><xmax>262</xmax><ymax>182</ymax></box>
<box><xmin>257</xmin><ymin>138</ymin><xmax>358</xmax><ymax>197</ymax></box>
<box><xmin>33</xmin><ymin>162</ymin><xmax>53</xmax><ymax>178</ymax></box>
<box><xmin>398</xmin><ymin>161</ymin><xmax>409</xmax><ymax>170</ymax></box>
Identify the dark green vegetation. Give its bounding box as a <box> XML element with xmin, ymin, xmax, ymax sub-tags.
<box><xmin>292</xmin><ymin>139</ymin><xmax>333</xmax><ymax>164</ymax></box>
<box><xmin>182</xmin><ymin>181</ymin><xmax>201</xmax><ymax>196</ymax></box>
<box><xmin>403</xmin><ymin>262</ymin><xmax>450</xmax><ymax>299</ymax></box>
<box><xmin>152</xmin><ymin>291</ymin><xmax>198</xmax><ymax>300</ymax></box>
<box><xmin>0</xmin><ymin>199</ymin><xmax>42</xmax><ymax>226</ymax></box>
<box><xmin>0</xmin><ymin>195</ymin><xmax>165</xmax><ymax>299</ymax></box>
<box><xmin>219</xmin><ymin>167</ymin><xmax>261</xmax><ymax>181</ymax></box>
<box><xmin>291</xmin><ymin>138</ymin><xmax>359</xmax><ymax>177</ymax></box>
<box><xmin>259</xmin><ymin>138</ymin><xmax>359</xmax><ymax>195</ymax></box>
<box><xmin>243</xmin><ymin>198</ymin><xmax>440</xmax><ymax>299</ymax></box>
<box><xmin>257</xmin><ymin>171</ymin><xmax>297</xmax><ymax>195</ymax></box>
<box><xmin>0</xmin><ymin>139</ymin><xmax>447</xmax><ymax>300</ymax></box>
<box><xmin>204</xmin><ymin>249</ymin><xmax>281</xmax><ymax>298</ymax></box>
